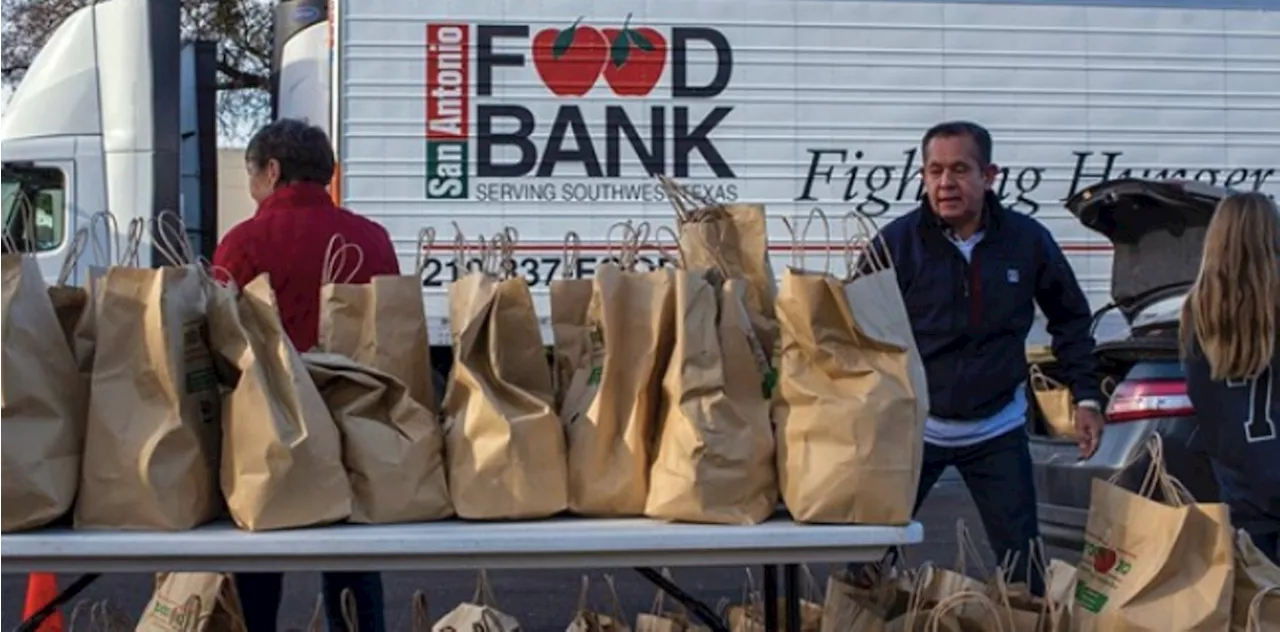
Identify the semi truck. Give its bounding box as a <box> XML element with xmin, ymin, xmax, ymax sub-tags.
<box><xmin>5</xmin><ymin>0</ymin><xmax>1279</xmax><ymax>350</ymax></box>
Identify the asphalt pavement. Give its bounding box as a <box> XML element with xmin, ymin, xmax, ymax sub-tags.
<box><xmin>1</xmin><ymin>473</ymin><xmax>1081</xmax><ymax>631</ymax></box>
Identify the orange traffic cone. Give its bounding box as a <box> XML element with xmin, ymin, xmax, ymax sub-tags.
<box><xmin>23</xmin><ymin>573</ymin><xmax>64</xmax><ymax>632</ymax></box>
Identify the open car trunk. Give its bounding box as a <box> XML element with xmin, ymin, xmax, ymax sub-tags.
<box><xmin>1065</xmin><ymin>178</ymin><xmax>1227</xmax><ymax>323</ymax></box>
<box><xmin>1029</xmin><ymin>179</ymin><xmax>1228</xmax><ymax>437</ymax></box>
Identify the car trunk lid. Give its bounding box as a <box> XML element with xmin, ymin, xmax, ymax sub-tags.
<box><xmin>1065</xmin><ymin>178</ymin><xmax>1227</xmax><ymax>323</ymax></box>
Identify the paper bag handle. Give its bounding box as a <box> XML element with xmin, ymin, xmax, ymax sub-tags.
<box><xmin>117</xmin><ymin>217</ymin><xmax>146</xmax><ymax>267</ymax></box>
<box><xmin>574</xmin><ymin>575</ymin><xmax>591</xmax><ymax>615</ymax></box>
<box><xmin>340</xmin><ymin>588</ymin><xmax>360</xmax><ymax>632</ymax></box>
<box><xmin>411</xmin><ymin>591</ymin><xmax>430</xmax><ymax>632</ymax></box>
<box><xmin>87</xmin><ymin>211</ymin><xmax>120</xmax><ymax>266</ymax></box>
<box><xmin>842</xmin><ymin>210</ymin><xmax>890</xmax><ymax>279</ymax></box>
<box><xmin>780</xmin><ymin>208</ymin><xmax>832</xmax><ymax>272</ymax></box>
<box><xmin>561</xmin><ymin>231</ymin><xmax>583</xmax><ymax>279</ymax></box>
<box><xmin>322</xmin><ymin>234</ymin><xmax>366</xmax><ymax>285</ymax></box>
<box><xmin>1248</xmin><ymin>585</ymin><xmax>1279</xmax><ymax>632</ymax></box>
<box><xmin>621</xmin><ymin>221</ymin><xmax>652</xmax><ymax>271</ymax></box>
<box><xmin>653</xmin><ymin>225</ymin><xmax>686</xmax><ymax>270</ymax></box>
<box><xmin>954</xmin><ymin>519</ymin><xmax>992</xmax><ymax>581</ymax></box>
<box><xmin>471</xmin><ymin>570</ymin><xmax>501</xmax><ymax>608</ymax></box>
<box><xmin>602</xmin><ymin>574</ymin><xmax>626</xmax><ymax>625</ymax></box>
<box><xmin>489</xmin><ymin>231</ymin><xmax>518</xmax><ymax>279</ymax></box>
<box><xmin>152</xmin><ymin>210</ymin><xmax>197</xmax><ymax>267</ymax></box>
<box><xmin>605</xmin><ymin>221</ymin><xmax>634</xmax><ymax>267</ymax></box>
<box><xmin>900</xmin><ymin>563</ymin><xmax>937</xmax><ymax>631</ymax></box>
<box><xmin>307</xmin><ymin>594</ymin><xmax>326</xmax><ymax>632</ymax></box>
<box><xmin>415</xmin><ymin>226</ymin><xmax>437</xmax><ymax>279</ymax></box>
<box><xmin>658</xmin><ymin>175</ymin><xmax>718</xmax><ymax>223</ymax></box>
<box><xmin>56</xmin><ymin>227</ymin><xmax>90</xmax><ymax>286</ymax></box>
<box><xmin>1028</xmin><ymin>365</ymin><xmax>1066</xmax><ymax>392</ymax></box>
<box><xmin>927</xmin><ymin>589</ymin><xmax>1006</xmax><ymax>632</ymax></box>
<box><xmin>2</xmin><ymin>188</ymin><xmax>37</xmax><ymax>255</ymax></box>
<box><xmin>1110</xmin><ymin>434</ymin><xmax>1195</xmax><ymax>506</ymax></box>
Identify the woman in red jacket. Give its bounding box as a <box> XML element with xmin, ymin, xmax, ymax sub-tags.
<box><xmin>214</xmin><ymin>118</ymin><xmax>397</xmax><ymax>632</ymax></box>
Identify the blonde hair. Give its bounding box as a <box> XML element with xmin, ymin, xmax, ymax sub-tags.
<box><xmin>1181</xmin><ymin>192</ymin><xmax>1280</xmax><ymax>381</ymax></box>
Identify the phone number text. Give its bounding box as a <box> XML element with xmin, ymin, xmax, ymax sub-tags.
<box><xmin>420</xmin><ymin>255</ymin><xmax>677</xmax><ymax>288</ymax></box>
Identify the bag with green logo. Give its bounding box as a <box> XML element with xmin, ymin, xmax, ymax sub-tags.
<box><xmin>1073</xmin><ymin>435</ymin><xmax>1233</xmax><ymax>631</ymax></box>
<box><xmin>136</xmin><ymin>572</ymin><xmax>245</xmax><ymax>632</ymax></box>
<box><xmin>562</xmin><ymin>222</ymin><xmax>676</xmax><ymax>517</ymax></box>
<box><xmin>645</xmin><ymin>228</ymin><xmax>777</xmax><ymax>525</ymax></box>
<box><xmin>774</xmin><ymin>211</ymin><xmax>927</xmax><ymax>525</ymax></box>
<box><xmin>76</xmin><ymin>215</ymin><xmax>223</xmax><ymax>530</ymax></box>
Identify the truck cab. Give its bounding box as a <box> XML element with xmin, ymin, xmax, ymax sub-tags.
<box><xmin>1</xmin><ymin>0</ymin><xmax>215</xmax><ymax>283</ymax></box>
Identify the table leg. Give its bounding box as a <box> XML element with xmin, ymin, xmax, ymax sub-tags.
<box><xmin>633</xmin><ymin>567</ymin><xmax>729</xmax><ymax>632</ymax></box>
<box><xmin>784</xmin><ymin>564</ymin><xmax>801</xmax><ymax>632</ymax></box>
<box><xmin>16</xmin><ymin>573</ymin><xmax>101</xmax><ymax>632</ymax></box>
<box><xmin>762</xmin><ymin>565</ymin><xmax>778</xmax><ymax>632</ymax></box>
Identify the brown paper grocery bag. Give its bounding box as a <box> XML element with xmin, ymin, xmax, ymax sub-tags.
<box><xmin>985</xmin><ymin>540</ymin><xmax>1073</xmax><ymax>632</ymax></box>
<box><xmin>433</xmin><ymin>572</ymin><xmax>522</xmax><ymax>632</ymax></box>
<box><xmin>208</xmin><ymin>273</ymin><xmax>352</xmax><ymax>531</ymax></box>
<box><xmin>66</xmin><ymin>599</ymin><xmax>134</xmax><ymax>632</ymax></box>
<box><xmin>645</xmin><ymin>230</ymin><xmax>776</xmax><ymax>525</ymax></box>
<box><xmin>634</xmin><ymin>569</ymin><xmax>711</xmax><ymax>632</ymax></box>
<box><xmin>726</xmin><ymin>569</ymin><xmax>823</xmax><ymax>632</ymax></box>
<box><xmin>319</xmin><ymin>228</ymin><xmax>437</xmax><ymax>412</ymax></box>
<box><xmin>550</xmin><ymin>232</ymin><xmax>595</xmax><ymax>412</ymax></box>
<box><xmin>566</xmin><ymin>575</ymin><xmax>632</xmax><ymax>632</ymax></box>
<box><xmin>775</xmin><ymin>211</ymin><xmax>927</xmax><ymax>524</ymax></box>
<box><xmin>1073</xmin><ymin>435</ymin><xmax>1233</xmax><ymax>631</ymax></box>
<box><xmin>821</xmin><ymin>570</ymin><xmax>898</xmax><ymax>632</ymax></box>
<box><xmin>443</xmin><ymin>228</ymin><xmax>568</xmax><ymax>520</ymax></box>
<box><xmin>302</xmin><ymin>351</ymin><xmax>452</xmax><ymax>524</ymax></box>
<box><xmin>302</xmin><ymin>589</ymin><xmax>363</xmax><ymax>632</ymax></box>
<box><xmin>563</xmin><ymin>222</ymin><xmax>675</xmax><ymax>517</ymax></box>
<box><xmin>914</xmin><ymin>522</ymin><xmax>996</xmax><ymax>608</ymax></box>
<box><xmin>1232</xmin><ymin>529</ymin><xmax>1280</xmax><ymax>632</ymax></box>
<box><xmin>661</xmin><ymin>177</ymin><xmax>777</xmax><ymax>353</ymax></box>
<box><xmin>989</xmin><ymin>573</ymin><xmax>1070</xmax><ymax>632</ymax></box>
<box><xmin>919</xmin><ymin>590</ymin><xmax>1006</xmax><ymax>632</ymax></box>
<box><xmin>136</xmin><ymin>572</ymin><xmax>246</xmax><ymax>632</ymax></box>
<box><xmin>1</xmin><ymin>252</ymin><xmax>84</xmax><ymax>532</ymax></box>
<box><xmin>1029</xmin><ymin>366</ymin><xmax>1075</xmax><ymax>439</ymax></box>
<box><xmin>76</xmin><ymin>216</ymin><xmax>222</xmax><ymax>530</ymax></box>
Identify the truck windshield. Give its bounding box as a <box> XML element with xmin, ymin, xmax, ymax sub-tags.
<box><xmin>2</xmin><ymin>163</ymin><xmax>66</xmax><ymax>253</ymax></box>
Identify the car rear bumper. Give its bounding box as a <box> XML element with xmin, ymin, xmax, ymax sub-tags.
<box><xmin>1029</xmin><ymin>416</ymin><xmax>1212</xmax><ymax>548</ymax></box>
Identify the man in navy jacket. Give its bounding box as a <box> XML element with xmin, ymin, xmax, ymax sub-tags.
<box><xmin>870</xmin><ymin>121</ymin><xmax>1104</xmax><ymax>591</ymax></box>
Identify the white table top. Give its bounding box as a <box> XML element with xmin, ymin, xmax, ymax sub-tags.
<box><xmin>1</xmin><ymin>516</ymin><xmax>924</xmax><ymax>573</ymax></box>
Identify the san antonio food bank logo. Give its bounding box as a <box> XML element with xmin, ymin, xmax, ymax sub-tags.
<box><xmin>425</xmin><ymin>16</ymin><xmax>736</xmax><ymax>201</ymax></box>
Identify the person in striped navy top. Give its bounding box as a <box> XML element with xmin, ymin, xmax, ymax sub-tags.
<box><xmin>1181</xmin><ymin>191</ymin><xmax>1280</xmax><ymax>565</ymax></box>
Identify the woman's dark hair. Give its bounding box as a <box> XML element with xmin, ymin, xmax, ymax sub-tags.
<box><xmin>244</xmin><ymin>118</ymin><xmax>335</xmax><ymax>185</ymax></box>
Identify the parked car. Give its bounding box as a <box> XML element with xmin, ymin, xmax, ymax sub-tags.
<box><xmin>1028</xmin><ymin>178</ymin><xmax>1228</xmax><ymax>548</ymax></box>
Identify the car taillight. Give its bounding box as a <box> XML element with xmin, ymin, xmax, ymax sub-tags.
<box><xmin>1105</xmin><ymin>378</ymin><xmax>1195</xmax><ymax>423</ymax></box>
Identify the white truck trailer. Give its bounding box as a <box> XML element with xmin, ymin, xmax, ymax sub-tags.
<box><xmin>6</xmin><ymin>0</ymin><xmax>1279</xmax><ymax>349</ymax></box>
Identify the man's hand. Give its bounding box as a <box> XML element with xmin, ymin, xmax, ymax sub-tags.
<box><xmin>1075</xmin><ymin>405</ymin><xmax>1105</xmax><ymax>459</ymax></box>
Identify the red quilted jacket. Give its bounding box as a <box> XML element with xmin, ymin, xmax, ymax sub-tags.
<box><xmin>212</xmin><ymin>182</ymin><xmax>400</xmax><ymax>351</ymax></box>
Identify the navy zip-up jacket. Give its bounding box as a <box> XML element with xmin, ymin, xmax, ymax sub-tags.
<box><xmin>1183</xmin><ymin>331</ymin><xmax>1280</xmax><ymax>536</ymax></box>
<box><xmin>871</xmin><ymin>191</ymin><xmax>1101</xmax><ymax>420</ymax></box>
